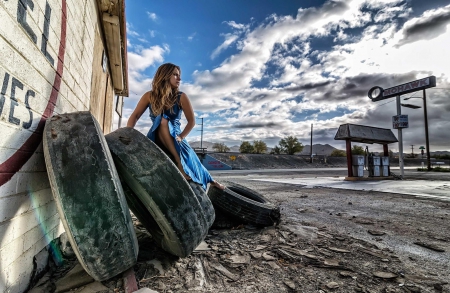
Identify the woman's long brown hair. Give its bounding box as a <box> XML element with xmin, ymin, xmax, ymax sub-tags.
<box><xmin>149</xmin><ymin>63</ymin><xmax>180</xmax><ymax>116</ymax></box>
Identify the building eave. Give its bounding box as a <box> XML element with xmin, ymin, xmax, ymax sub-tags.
<box><xmin>97</xmin><ymin>0</ymin><xmax>129</xmax><ymax>97</ymax></box>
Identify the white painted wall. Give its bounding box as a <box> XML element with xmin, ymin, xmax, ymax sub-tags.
<box><xmin>0</xmin><ymin>0</ymin><xmax>106</xmax><ymax>291</ymax></box>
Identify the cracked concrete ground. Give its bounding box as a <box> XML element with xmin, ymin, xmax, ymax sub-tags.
<box><xmin>29</xmin><ymin>167</ymin><xmax>449</xmax><ymax>293</ymax></box>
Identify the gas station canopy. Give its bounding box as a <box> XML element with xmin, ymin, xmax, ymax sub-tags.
<box><xmin>334</xmin><ymin>124</ymin><xmax>398</xmax><ymax>145</ymax></box>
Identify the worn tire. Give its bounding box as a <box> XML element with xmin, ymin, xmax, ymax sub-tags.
<box><xmin>105</xmin><ymin>127</ymin><xmax>215</xmax><ymax>257</ymax></box>
<box><xmin>43</xmin><ymin>112</ymin><xmax>138</xmax><ymax>281</ymax></box>
<box><xmin>189</xmin><ymin>181</ymin><xmax>215</xmax><ymax>228</ymax></box>
<box><xmin>207</xmin><ymin>181</ymin><xmax>281</xmax><ymax>226</ymax></box>
<box><xmin>211</xmin><ymin>208</ymin><xmax>243</xmax><ymax>229</ymax></box>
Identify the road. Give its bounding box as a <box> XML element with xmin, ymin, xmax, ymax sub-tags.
<box><xmin>211</xmin><ymin>167</ymin><xmax>450</xmax><ymax>201</ymax></box>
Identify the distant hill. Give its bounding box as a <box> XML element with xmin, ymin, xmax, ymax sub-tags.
<box><xmin>431</xmin><ymin>151</ymin><xmax>450</xmax><ymax>155</ymax></box>
<box><xmin>188</xmin><ymin>141</ymin><xmax>215</xmax><ymax>151</ymax></box>
<box><xmin>299</xmin><ymin>144</ymin><xmax>337</xmax><ymax>156</ymax></box>
<box><xmin>188</xmin><ymin>141</ymin><xmax>243</xmax><ymax>152</ymax></box>
<box><xmin>229</xmin><ymin>145</ymin><xmax>240</xmax><ymax>152</ymax></box>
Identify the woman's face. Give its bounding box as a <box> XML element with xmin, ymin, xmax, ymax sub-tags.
<box><xmin>169</xmin><ymin>68</ymin><xmax>181</xmax><ymax>88</ymax></box>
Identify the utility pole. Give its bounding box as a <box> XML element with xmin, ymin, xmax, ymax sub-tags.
<box><xmin>310</xmin><ymin>123</ymin><xmax>313</xmax><ymax>163</ymax></box>
<box><xmin>410</xmin><ymin>145</ymin><xmax>414</xmax><ymax>157</ymax></box>
<box><xmin>199</xmin><ymin>118</ymin><xmax>204</xmax><ymax>150</ymax></box>
<box><xmin>423</xmin><ymin>89</ymin><xmax>431</xmax><ymax>170</ymax></box>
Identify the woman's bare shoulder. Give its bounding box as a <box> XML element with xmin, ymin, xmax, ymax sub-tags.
<box><xmin>180</xmin><ymin>91</ymin><xmax>189</xmax><ymax>100</ymax></box>
<box><xmin>142</xmin><ymin>91</ymin><xmax>152</xmax><ymax>100</ymax></box>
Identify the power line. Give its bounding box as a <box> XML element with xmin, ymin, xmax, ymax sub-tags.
<box><xmin>377</xmin><ymin>99</ymin><xmax>395</xmax><ymax>107</ymax></box>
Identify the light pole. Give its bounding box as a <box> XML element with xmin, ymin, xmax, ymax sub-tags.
<box><xmin>197</xmin><ymin>117</ymin><xmax>204</xmax><ymax>150</ymax></box>
<box><xmin>403</xmin><ymin>89</ymin><xmax>431</xmax><ymax>170</ymax></box>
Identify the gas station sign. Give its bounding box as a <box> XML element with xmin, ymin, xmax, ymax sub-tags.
<box><xmin>392</xmin><ymin>115</ymin><xmax>408</xmax><ymax>129</ymax></box>
<box><xmin>368</xmin><ymin>76</ymin><xmax>436</xmax><ymax>102</ymax></box>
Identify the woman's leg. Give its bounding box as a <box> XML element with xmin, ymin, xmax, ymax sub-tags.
<box><xmin>156</xmin><ymin>118</ymin><xmax>191</xmax><ymax>180</ymax></box>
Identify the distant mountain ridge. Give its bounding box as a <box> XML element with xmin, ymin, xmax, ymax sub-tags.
<box><xmin>188</xmin><ymin>141</ymin><xmax>449</xmax><ymax>156</ymax></box>
<box><xmin>299</xmin><ymin>144</ymin><xmax>337</xmax><ymax>156</ymax></box>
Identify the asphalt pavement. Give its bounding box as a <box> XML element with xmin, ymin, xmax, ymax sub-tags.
<box><xmin>211</xmin><ymin>167</ymin><xmax>450</xmax><ymax>201</ymax></box>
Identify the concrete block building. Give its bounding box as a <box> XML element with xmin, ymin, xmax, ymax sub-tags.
<box><xmin>0</xmin><ymin>0</ymin><xmax>128</xmax><ymax>291</ymax></box>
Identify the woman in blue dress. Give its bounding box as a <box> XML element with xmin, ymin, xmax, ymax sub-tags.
<box><xmin>127</xmin><ymin>63</ymin><xmax>225</xmax><ymax>191</ymax></box>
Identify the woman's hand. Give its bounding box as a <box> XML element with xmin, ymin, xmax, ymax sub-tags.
<box><xmin>176</xmin><ymin>135</ymin><xmax>183</xmax><ymax>143</ymax></box>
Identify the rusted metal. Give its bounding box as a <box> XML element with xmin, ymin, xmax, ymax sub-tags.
<box><xmin>123</xmin><ymin>268</ymin><xmax>138</xmax><ymax>293</ymax></box>
<box><xmin>346</xmin><ymin>139</ymin><xmax>353</xmax><ymax>177</ymax></box>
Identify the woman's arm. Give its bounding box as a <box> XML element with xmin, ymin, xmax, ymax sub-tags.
<box><xmin>127</xmin><ymin>92</ymin><xmax>150</xmax><ymax>128</ymax></box>
<box><xmin>177</xmin><ymin>92</ymin><xmax>195</xmax><ymax>140</ymax></box>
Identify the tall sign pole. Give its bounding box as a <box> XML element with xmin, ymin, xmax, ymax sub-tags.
<box><xmin>367</xmin><ymin>76</ymin><xmax>436</xmax><ymax>179</ymax></box>
<box><xmin>423</xmin><ymin>89</ymin><xmax>431</xmax><ymax>170</ymax></box>
<box><xmin>396</xmin><ymin>96</ymin><xmax>404</xmax><ymax>178</ymax></box>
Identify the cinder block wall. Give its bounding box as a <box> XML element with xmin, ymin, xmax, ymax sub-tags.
<box><xmin>0</xmin><ymin>0</ymin><xmax>114</xmax><ymax>291</ymax></box>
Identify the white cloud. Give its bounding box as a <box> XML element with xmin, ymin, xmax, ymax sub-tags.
<box><xmin>123</xmin><ymin>0</ymin><xmax>450</xmax><ymax>151</ymax></box>
<box><xmin>210</xmin><ymin>34</ymin><xmax>239</xmax><ymax>59</ymax></box>
<box><xmin>128</xmin><ymin>46</ymin><xmax>167</xmax><ymax>72</ymax></box>
<box><xmin>128</xmin><ymin>30</ymin><xmax>139</xmax><ymax>37</ymax></box>
<box><xmin>122</xmin><ymin>44</ymin><xmax>169</xmax><ymax>128</ymax></box>
<box><xmin>374</xmin><ymin>5</ymin><xmax>411</xmax><ymax>22</ymax></box>
<box><xmin>188</xmin><ymin>32</ymin><xmax>197</xmax><ymax>41</ymax></box>
<box><xmin>147</xmin><ymin>12</ymin><xmax>158</xmax><ymax>21</ymax></box>
<box><xmin>224</xmin><ymin>20</ymin><xmax>249</xmax><ymax>31</ymax></box>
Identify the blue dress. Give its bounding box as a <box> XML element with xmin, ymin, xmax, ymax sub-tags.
<box><xmin>147</xmin><ymin>92</ymin><xmax>213</xmax><ymax>190</ymax></box>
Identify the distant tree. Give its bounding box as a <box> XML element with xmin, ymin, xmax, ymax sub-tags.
<box><xmin>239</xmin><ymin>141</ymin><xmax>254</xmax><ymax>153</ymax></box>
<box><xmin>212</xmin><ymin>142</ymin><xmax>230</xmax><ymax>153</ymax></box>
<box><xmin>330</xmin><ymin>149</ymin><xmax>346</xmax><ymax>157</ymax></box>
<box><xmin>279</xmin><ymin>136</ymin><xmax>304</xmax><ymax>155</ymax></box>
<box><xmin>351</xmin><ymin>145</ymin><xmax>365</xmax><ymax>155</ymax></box>
<box><xmin>271</xmin><ymin>146</ymin><xmax>282</xmax><ymax>154</ymax></box>
<box><xmin>253</xmin><ymin>140</ymin><xmax>267</xmax><ymax>154</ymax></box>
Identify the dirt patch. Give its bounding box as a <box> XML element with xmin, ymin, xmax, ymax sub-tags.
<box><xmin>32</xmin><ymin>177</ymin><xmax>449</xmax><ymax>293</ymax></box>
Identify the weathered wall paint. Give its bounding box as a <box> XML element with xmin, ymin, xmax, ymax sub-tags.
<box><xmin>0</xmin><ymin>0</ymin><xmax>116</xmax><ymax>291</ymax></box>
<box><xmin>200</xmin><ymin>155</ymin><xmax>232</xmax><ymax>170</ymax></box>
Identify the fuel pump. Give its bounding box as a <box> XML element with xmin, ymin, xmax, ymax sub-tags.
<box><xmin>368</xmin><ymin>151</ymin><xmax>381</xmax><ymax>177</ymax></box>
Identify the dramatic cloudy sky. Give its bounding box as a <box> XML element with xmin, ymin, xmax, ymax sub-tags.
<box><xmin>118</xmin><ymin>0</ymin><xmax>450</xmax><ymax>152</ymax></box>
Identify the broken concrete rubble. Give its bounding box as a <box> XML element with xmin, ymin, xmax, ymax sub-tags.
<box><xmin>28</xmin><ymin>174</ymin><xmax>450</xmax><ymax>293</ymax></box>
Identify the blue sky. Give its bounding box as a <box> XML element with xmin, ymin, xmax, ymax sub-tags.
<box><xmin>119</xmin><ymin>0</ymin><xmax>450</xmax><ymax>152</ymax></box>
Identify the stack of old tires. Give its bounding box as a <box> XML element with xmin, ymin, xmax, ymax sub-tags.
<box><xmin>43</xmin><ymin>112</ymin><xmax>215</xmax><ymax>281</ymax></box>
